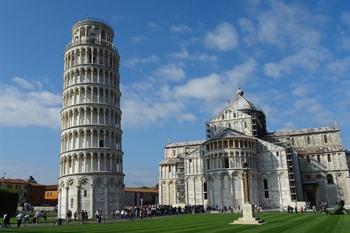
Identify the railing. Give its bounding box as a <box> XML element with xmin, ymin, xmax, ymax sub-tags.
<box><xmin>65</xmin><ymin>38</ymin><xmax>116</xmax><ymax>51</ymax></box>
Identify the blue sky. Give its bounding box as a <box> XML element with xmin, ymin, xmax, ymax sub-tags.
<box><xmin>0</xmin><ymin>0</ymin><xmax>350</xmax><ymax>186</ymax></box>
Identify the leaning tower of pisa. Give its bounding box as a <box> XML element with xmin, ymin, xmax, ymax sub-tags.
<box><xmin>58</xmin><ymin>19</ymin><xmax>124</xmax><ymax>219</ymax></box>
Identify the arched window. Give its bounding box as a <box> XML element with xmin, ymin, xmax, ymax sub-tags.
<box><xmin>263</xmin><ymin>179</ymin><xmax>269</xmax><ymax>198</ymax></box>
<box><xmin>327</xmin><ymin>174</ymin><xmax>334</xmax><ymax>184</ymax></box>
<box><xmin>306</xmin><ymin>136</ymin><xmax>311</xmax><ymax>144</ymax></box>
<box><xmin>324</xmin><ymin>134</ymin><xmax>328</xmax><ymax>143</ymax></box>
<box><xmin>224</xmin><ymin>157</ymin><xmax>229</xmax><ymax>168</ymax></box>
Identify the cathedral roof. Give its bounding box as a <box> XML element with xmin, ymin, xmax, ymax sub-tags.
<box><xmin>230</xmin><ymin>88</ymin><xmax>258</xmax><ymax>111</ymax></box>
<box><xmin>159</xmin><ymin>158</ymin><xmax>179</xmax><ymax>165</ymax></box>
<box><xmin>165</xmin><ymin>140</ymin><xmax>205</xmax><ymax>148</ymax></box>
<box><xmin>210</xmin><ymin>128</ymin><xmax>255</xmax><ymax>140</ymax></box>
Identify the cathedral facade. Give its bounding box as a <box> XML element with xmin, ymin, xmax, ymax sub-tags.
<box><xmin>159</xmin><ymin>89</ymin><xmax>350</xmax><ymax>210</ymax></box>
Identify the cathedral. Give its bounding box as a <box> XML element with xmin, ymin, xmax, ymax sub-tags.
<box><xmin>159</xmin><ymin>89</ymin><xmax>350</xmax><ymax>210</ymax></box>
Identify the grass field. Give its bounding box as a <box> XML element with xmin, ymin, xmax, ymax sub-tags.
<box><xmin>3</xmin><ymin>213</ymin><xmax>350</xmax><ymax>233</ymax></box>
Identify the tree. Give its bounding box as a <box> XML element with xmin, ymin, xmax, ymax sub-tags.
<box><xmin>27</xmin><ymin>176</ymin><xmax>37</xmax><ymax>184</ymax></box>
<box><xmin>0</xmin><ymin>189</ymin><xmax>19</xmax><ymax>217</ymax></box>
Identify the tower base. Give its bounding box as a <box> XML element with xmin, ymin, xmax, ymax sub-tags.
<box><xmin>230</xmin><ymin>203</ymin><xmax>266</xmax><ymax>225</ymax></box>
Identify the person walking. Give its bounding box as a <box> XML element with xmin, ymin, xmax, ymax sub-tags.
<box><xmin>95</xmin><ymin>209</ymin><xmax>100</xmax><ymax>223</ymax></box>
<box><xmin>16</xmin><ymin>213</ymin><xmax>24</xmax><ymax>228</ymax></box>
<box><xmin>81</xmin><ymin>210</ymin><xmax>85</xmax><ymax>224</ymax></box>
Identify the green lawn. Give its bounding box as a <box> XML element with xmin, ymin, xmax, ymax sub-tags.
<box><xmin>4</xmin><ymin>213</ymin><xmax>350</xmax><ymax>233</ymax></box>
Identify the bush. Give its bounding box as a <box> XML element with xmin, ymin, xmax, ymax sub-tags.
<box><xmin>0</xmin><ymin>189</ymin><xmax>19</xmax><ymax>217</ymax></box>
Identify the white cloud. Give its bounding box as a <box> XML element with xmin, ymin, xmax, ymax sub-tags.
<box><xmin>292</xmin><ymin>86</ymin><xmax>309</xmax><ymax>97</ymax></box>
<box><xmin>170</xmin><ymin>24</ymin><xmax>192</xmax><ymax>33</ymax></box>
<box><xmin>238</xmin><ymin>18</ymin><xmax>256</xmax><ymax>46</ymax></box>
<box><xmin>122</xmin><ymin>97</ymin><xmax>185</xmax><ymax>128</ymax></box>
<box><xmin>340</xmin><ymin>11</ymin><xmax>350</xmax><ymax>27</ymax></box>
<box><xmin>130</xmin><ymin>35</ymin><xmax>146</xmax><ymax>43</ymax></box>
<box><xmin>176</xmin><ymin>113</ymin><xmax>197</xmax><ymax>122</ymax></box>
<box><xmin>226</xmin><ymin>58</ymin><xmax>256</xmax><ymax>83</ymax></box>
<box><xmin>204</xmin><ymin>22</ymin><xmax>238</xmax><ymax>51</ymax></box>
<box><xmin>12</xmin><ymin>76</ymin><xmax>38</xmax><ymax>90</ymax></box>
<box><xmin>175</xmin><ymin>73</ymin><xmax>227</xmax><ymax>102</ymax></box>
<box><xmin>154</xmin><ymin>64</ymin><xmax>186</xmax><ymax>82</ymax></box>
<box><xmin>255</xmin><ymin>1</ymin><xmax>324</xmax><ymax>48</ymax></box>
<box><xmin>121</xmin><ymin>59</ymin><xmax>256</xmax><ymax>128</ymax></box>
<box><xmin>168</xmin><ymin>47</ymin><xmax>218</xmax><ymax>63</ymax></box>
<box><xmin>174</xmin><ymin>59</ymin><xmax>256</xmax><ymax>104</ymax></box>
<box><xmin>264</xmin><ymin>48</ymin><xmax>330</xmax><ymax>78</ymax></box>
<box><xmin>0</xmin><ymin>78</ymin><xmax>61</xmax><ymax>128</ymax></box>
<box><xmin>294</xmin><ymin>98</ymin><xmax>333</xmax><ymax>125</ymax></box>
<box><xmin>124</xmin><ymin>168</ymin><xmax>158</xmax><ymax>186</ymax></box>
<box><xmin>337</xmin><ymin>36</ymin><xmax>350</xmax><ymax>51</ymax></box>
<box><xmin>148</xmin><ymin>21</ymin><xmax>159</xmax><ymax>29</ymax></box>
<box><xmin>327</xmin><ymin>56</ymin><xmax>350</xmax><ymax>77</ymax></box>
<box><xmin>124</xmin><ymin>55</ymin><xmax>159</xmax><ymax>68</ymax></box>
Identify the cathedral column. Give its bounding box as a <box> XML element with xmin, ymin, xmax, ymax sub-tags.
<box><xmin>78</xmin><ymin>155</ymin><xmax>81</xmax><ymax>173</ymax></box>
<box><xmin>193</xmin><ymin>178</ymin><xmax>196</xmax><ymax>205</ymax></box>
<box><xmin>90</xmin><ymin>154</ymin><xmax>94</xmax><ymax>172</ymax></box>
<box><xmin>324</xmin><ymin>176</ymin><xmax>329</xmax><ymax>203</ymax></box>
<box><xmin>97</xmin><ymin>108</ymin><xmax>100</xmax><ymax>125</ymax></box>
<box><xmin>72</xmin><ymin>157</ymin><xmax>75</xmax><ymax>173</ymax></box>
<box><xmin>159</xmin><ymin>181</ymin><xmax>162</xmax><ymax>204</ymax></box>
<box><xmin>210</xmin><ymin>179</ymin><xmax>215</xmax><ymax>207</ymax></box>
<box><xmin>167</xmin><ymin>182</ymin><xmax>170</xmax><ymax>205</ymax></box>
<box><xmin>76</xmin><ymin>186</ymin><xmax>80</xmax><ymax>218</ymax></box>
<box><xmin>65</xmin><ymin>187</ymin><xmax>69</xmax><ymax>213</ymax></box>
<box><xmin>230</xmin><ymin>175</ymin><xmax>235</xmax><ymax>207</ymax></box>
<box><xmin>97</xmin><ymin>154</ymin><xmax>101</xmax><ymax>171</ymax></box>
<box><xmin>90</xmin><ymin>184</ymin><xmax>94</xmax><ymax>217</ymax></box>
<box><xmin>83</xmin><ymin>154</ymin><xmax>87</xmax><ymax>172</ymax></box>
<box><xmin>110</xmin><ymin>155</ymin><xmax>113</xmax><ymax>171</ymax></box>
<box><xmin>84</xmin><ymin>109</ymin><xmax>87</xmax><ymax>125</ymax></box>
<box><xmin>277</xmin><ymin>173</ymin><xmax>284</xmax><ymax>210</ymax></box>
<box><xmin>220</xmin><ymin>176</ymin><xmax>224</xmax><ymax>208</ymax></box>
<box><xmin>104</xmin><ymin>180</ymin><xmax>108</xmax><ymax>216</ymax></box>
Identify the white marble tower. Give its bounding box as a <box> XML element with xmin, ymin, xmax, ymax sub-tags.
<box><xmin>58</xmin><ymin>19</ymin><xmax>124</xmax><ymax>219</ymax></box>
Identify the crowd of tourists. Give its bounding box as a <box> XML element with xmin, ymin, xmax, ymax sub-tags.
<box><xmin>112</xmin><ymin>205</ymin><xmax>203</xmax><ymax>220</ymax></box>
<box><xmin>1</xmin><ymin>210</ymin><xmax>48</xmax><ymax>228</ymax></box>
<box><xmin>4</xmin><ymin>200</ymin><xmax>348</xmax><ymax>228</ymax></box>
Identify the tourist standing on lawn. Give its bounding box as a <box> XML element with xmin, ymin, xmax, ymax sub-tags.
<box><xmin>2</xmin><ymin>212</ymin><xmax>10</xmax><ymax>228</ymax></box>
<box><xmin>96</xmin><ymin>209</ymin><xmax>102</xmax><ymax>223</ymax></box>
<box><xmin>43</xmin><ymin>211</ymin><xmax>47</xmax><ymax>223</ymax></box>
<box><xmin>34</xmin><ymin>210</ymin><xmax>41</xmax><ymax>224</ymax></box>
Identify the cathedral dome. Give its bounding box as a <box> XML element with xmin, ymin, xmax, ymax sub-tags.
<box><xmin>230</xmin><ymin>88</ymin><xmax>257</xmax><ymax>111</ymax></box>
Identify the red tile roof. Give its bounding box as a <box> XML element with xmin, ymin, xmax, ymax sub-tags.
<box><xmin>124</xmin><ymin>187</ymin><xmax>159</xmax><ymax>193</ymax></box>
